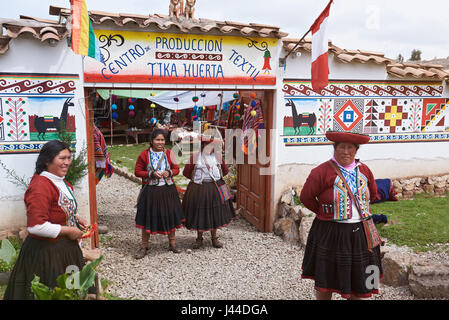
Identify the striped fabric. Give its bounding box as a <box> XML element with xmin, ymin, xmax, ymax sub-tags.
<box><xmin>70</xmin><ymin>0</ymin><xmax>104</xmax><ymax>64</ymax></box>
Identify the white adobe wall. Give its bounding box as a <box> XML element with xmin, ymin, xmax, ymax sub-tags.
<box><xmin>268</xmin><ymin>49</ymin><xmax>449</xmax><ymax>230</ymax></box>
<box><xmin>0</xmin><ymin>35</ymin><xmax>89</xmax><ymax>231</ymax></box>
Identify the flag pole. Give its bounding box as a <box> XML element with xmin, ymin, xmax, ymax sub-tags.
<box><xmin>280</xmin><ymin>27</ymin><xmax>311</xmax><ymax>65</ymax></box>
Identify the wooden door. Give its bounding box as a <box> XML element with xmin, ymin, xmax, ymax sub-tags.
<box><xmin>236</xmin><ymin>90</ymin><xmax>272</xmax><ymax>232</ymax></box>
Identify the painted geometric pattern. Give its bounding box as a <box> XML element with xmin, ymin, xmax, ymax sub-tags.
<box><xmin>421</xmin><ymin>99</ymin><xmax>448</xmax><ymax>132</ymax></box>
<box><xmin>283</xmin><ymin>81</ymin><xmax>443</xmax><ymax>98</ymax></box>
<box><xmin>0</xmin><ymin>74</ymin><xmax>78</xmax><ymax>95</ymax></box>
<box><xmin>0</xmin><ymin>98</ymin><xmax>4</xmax><ymax>141</ymax></box>
<box><xmin>316</xmin><ymin>99</ymin><xmax>333</xmax><ymax>134</ymax></box>
<box><xmin>282</xmin><ymin>95</ymin><xmax>449</xmax><ymax>145</ymax></box>
<box><xmin>333</xmin><ymin>99</ymin><xmax>364</xmax><ymax>133</ymax></box>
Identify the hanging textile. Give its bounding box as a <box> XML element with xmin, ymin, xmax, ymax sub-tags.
<box><xmin>241</xmin><ymin>99</ymin><xmax>264</xmax><ymax>155</ymax></box>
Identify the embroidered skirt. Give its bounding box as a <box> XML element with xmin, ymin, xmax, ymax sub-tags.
<box><xmin>135</xmin><ymin>184</ymin><xmax>185</xmax><ymax>235</ymax></box>
<box><xmin>182</xmin><ymin>180</ymin><xmax>236</xmax><ymax>232</ymax></box>
<box><xmin>3</xmin><ymin>236</ymin><xmax>85</xmax><ymax>300</ymax></box>
<box><xmin>301</xmin><ymin>218</ymin><xmax>383</xmax><ymax>299</ymax></box>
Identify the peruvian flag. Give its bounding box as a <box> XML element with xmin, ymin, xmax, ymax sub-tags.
<box><xmin>310</xmin><ymin>0</ymin><xmax>333</xmax><ymax>92</ymax></box>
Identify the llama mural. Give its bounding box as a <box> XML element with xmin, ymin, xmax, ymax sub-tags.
<box><xmin>29</xmin><ymin>97</ymin><xmax>76</xmax><ymax>141</ymax></box>
<box><xmin>284</xmin><ymin>99</ymin><xmax>317</xmax><ymax>135</ymax></box>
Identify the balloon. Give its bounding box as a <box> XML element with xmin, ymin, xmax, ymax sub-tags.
<box><xmin>112</xmin><ymin>112</ymin><xmax>118</xmax><ymax>119</ymax></box>
<box><xmin>174</xmin><ymin>97</ymin><xmax>179</xmax><ymax>102</ymax></box>
<box><xmin>250</xmin><ymin>110</ymin><xmax>257</xmax><ymax>117</ymax></box>
<box><xmin>234</xmin><ymin>114</ymin><xmax>241</xmax><ymax>121</ymax></box>
<box><xmin>233</xmin><ymin>93</ymin><xmax>239</xmax><ymax>99</ymax></box>
<box><xmin>251</xmin><ymin>100</ymin><xmax>257</xmax><ymax>107</ymax></box>
<box><xmin>150</xmin><ymin>117</ymin><xmax>157</xmax><ymax>125</ymax></box>
<box><xmin>150</xmin><ymin>103</ymin><xmax>156</xmax><ymax>108</ymax></box>
<box><xmin>192</xmin><ymin>96</ymin><xmax>199</xmax><ymax>102</ymax></box>
<box><xmin>250</xmin><ymin>92</ymin><xmax>257</xmax><ymax>99</ymax></box>
<box><xmin>128</xmin><ymin>111</ymin><xmax>135</xmax><ymax>117</ymax></box>
<box><xmin>111</xmin><ymin>104</ymin><xmax>117</xmax><ymax>110</ymax></box>
<box><xmin>128</xmin><ymin>105</ymin><xmax>135</xmax><ymax>110</ymax></box>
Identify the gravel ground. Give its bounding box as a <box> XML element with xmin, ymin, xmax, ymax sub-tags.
<box><xmin>96</xmin><ymin>173</ymin><xmax>418</xmax><ymax>300</ymax></box>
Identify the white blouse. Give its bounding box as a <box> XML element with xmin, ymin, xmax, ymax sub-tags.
<box><xmin>193</xmin><ymin>153</ymin><xmax>221</xmax><ymax>184</ymax></box>
<box><xmin>27</xmin><ymin>171</ymin><xmax>76</xmax><ymax>238</ymax></box>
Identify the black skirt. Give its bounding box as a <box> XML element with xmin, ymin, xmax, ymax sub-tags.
<box><xmin>301</xmin><ymin>218</ymin><xmax>383</xmax><ymax>299</ymax></box>
<box><xmin>135</xmin><ymin>183</ymin><xmax>185</xmax><ymax>235</ymax></box>
<box><xmin>182</xmin><ymin>179</ymin><xmax>236</xmax><ymax>232</ymax></box>
<box><xmin>3</xmin><ymin>236</ymin><xmax>85</xmax><ymax>300</ymax></box>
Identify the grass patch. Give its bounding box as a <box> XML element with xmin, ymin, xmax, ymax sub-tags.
<box><xmin>371</xmin><ymin>192</ymin><xmax>449</xmax><ymax>252</ymax></box>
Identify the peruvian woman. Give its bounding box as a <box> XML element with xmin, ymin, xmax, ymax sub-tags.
<box><xmin>4</xmin><ymin>140</ymin><xmax>89</xmax><ymax>300</ymax></box>
<box><xmin>300</xmin><ymin>131</ymin><xmax>383</xmax><ymax>300</ymax></box>
<box><xmin>182</xmin><ymin>135</ymin><xmax>236</xmax><ymax>249</ymax></box>
<box><xmin>134</xmin><ymin>129</ymin><xmax>185</xmax><ymax>258</ymax></box>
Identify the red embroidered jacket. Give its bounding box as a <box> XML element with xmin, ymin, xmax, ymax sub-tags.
<box><xmin>24</xmin><ymin>174</ymin><xmax>74</xmax><ymax>242</ymax></box>
<box><xmin>299</xmin><ymin>160</ymin><xmax>378</xmax><ymax>221</ymax></box>
<box><xmin>134</xmin><ymin>148</ymin><xmax>179</xmax><ymax>185</ymax></box>
<box><xmin>182</xmin><ymin>152</ymin><xmax>229</xmax><ymax>180</ymax></box>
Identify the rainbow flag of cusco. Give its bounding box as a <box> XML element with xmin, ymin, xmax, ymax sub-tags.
<box><xmin>70</xmin><ymin>0</ymin><xmax>104</xmax><ymax>64</ymax></box>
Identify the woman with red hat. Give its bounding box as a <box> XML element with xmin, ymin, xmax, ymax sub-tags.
<box><xmin>300</xmin><ymin>131</ymin><xmax>383</xmax><ymax>300</ymax></box>
<box><xmin>182</xmin><ymin>135</ymin><xmax>236</xmax><ymax>249</ymax></box>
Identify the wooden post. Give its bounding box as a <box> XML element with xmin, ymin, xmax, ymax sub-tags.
<box><xmin>217</xmin><ymin>90</ymin><xmax>223</xmax><ymax>123</ymax></box>
<box><xmin>109</xmin><ymin>90</ymin><xmax>113</xmax><ymax>146</ymax></box>
<box><xmin>84</xmin><ymin>88</ymin><xmax>99</xmax><ymax>248</ymax></box>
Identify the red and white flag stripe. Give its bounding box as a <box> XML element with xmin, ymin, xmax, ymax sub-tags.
<box><xmin>311</xmin><ymin>0</ymin><xmax>333</xmax><ymax>92</ymax></box>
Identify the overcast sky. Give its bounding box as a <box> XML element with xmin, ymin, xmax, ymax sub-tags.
<box><xmin>2</xmin><ymin>0</ymin><xmax>449</xmax><ymax>61</ymax></box>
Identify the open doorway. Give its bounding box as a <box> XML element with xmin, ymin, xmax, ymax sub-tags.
<box><xmin>88</xmin><ymin>87</ymin><xmax>272</xmax><ymax>232</ymax></box>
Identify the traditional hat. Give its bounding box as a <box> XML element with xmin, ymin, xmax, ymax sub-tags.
<box><xmin>325</xmin><ymin>131</ymin><xmax>370</xmax><ymax>145</ymax></box>
<box><xmin>200</xmin><ymin>134</ymin><xmax>223</xmax><ymax>145</ymax></box>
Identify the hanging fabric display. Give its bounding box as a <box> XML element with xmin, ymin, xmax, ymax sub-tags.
<box><xmin>242</xmin><ymin>96</ymin><xmax>264</xmax><ymax>155</ymax></box>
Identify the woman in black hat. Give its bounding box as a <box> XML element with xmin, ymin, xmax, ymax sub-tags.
<box><xmin>182</xmin><ymin>136</ymin><xmax>236</xmax><ymax>249</ymax></box>
<box><xmin>300</xmin><ymin>131</ymin><xmax>383</xmax><ymax>300</ymax></box>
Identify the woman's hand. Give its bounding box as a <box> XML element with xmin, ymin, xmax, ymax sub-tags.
<box><xmin>152</xmin><ymin>171</ymin><xmax>163</xmax><ymax>179</ymax></box>
<box><xmin>60</xmin><ymin>226</ymin><xmax>84</xmax><ymax>240</ymax></box>
<box><xmin>161</xmin><ymin>171</ymin><xmax>169</xmax><ymax>178</ymax></box>
<box><xmin>76</xmin><ymin>216</ymin><xmax>89</xmax><ymax>231</ymax></box>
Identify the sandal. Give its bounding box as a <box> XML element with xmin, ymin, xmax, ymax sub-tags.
<box><xmin>169</xmin><ymin>241</ymin><xmax>182</xmax><ymax>253</ymax></box>
<box><xmin>134</xmin><ymin>247</ymin><xmax>147</xmax><ymax>259</ymax></box>
<box><xmin>193</xmin><ymin>237</ymin><xmax>204</xmax><ymax>249</ymax></box>
<box><xmin>211</xmin><ymin>237</ymin><xmax>223</xmax><ymax>248</ymax></box>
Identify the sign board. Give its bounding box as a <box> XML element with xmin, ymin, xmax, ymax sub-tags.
<box><xmin>84</xmin><ymin>30</ymin><xmax>277</xmax><ymax>86</ymax></box>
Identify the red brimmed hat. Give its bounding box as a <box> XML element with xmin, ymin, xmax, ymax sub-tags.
<box><xmin>325</xmin><ymin>131</ymin><xmax>370</xmax><ymax>145</ymax></box>
<box><xmin>200</xmin><ymin>135</ymin><xmax>223</xmax><ymax>145</ymax></box>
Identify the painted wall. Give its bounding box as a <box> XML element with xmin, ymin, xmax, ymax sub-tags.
<box><xmin>269</xmin><ymin>49</ymin><xmax>449</xmax><ymax>229</ymax></box>
<box><xmin>0</xmin><ymin>35</ymin><xmax>89</xmax><ymax>231</ymax></box>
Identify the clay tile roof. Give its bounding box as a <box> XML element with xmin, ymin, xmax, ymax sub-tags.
<box><xmin>282</xmin><ymin>38</ymin><xmax>449</xmax><ymax>80</ymax></box>
<box><xmin>0</xmin><ymin>18</ymin><xmax>67</xmax><ymax>54</ymax></box>
<box><xmin>0</xmin><ymin>36</ymin><xmax>12</xmax><ymax>54</ymax></box>
<box><xmin>19</xmin><ymin>15</ymin><xmax>59</xmax><ymax>25</ymax></box>
<box><xmin>47</xmin><ymin>5</ymin><xmax>286</xmax><ymax>38</ymax></box>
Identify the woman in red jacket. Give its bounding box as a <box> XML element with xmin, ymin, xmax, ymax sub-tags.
<box><xmin>4</xmin><ymin>140</ymin><xmax>89</xmax><ymax>300</ymax></box>
<box><xmin>134</xmin><ymin>129</ymin><xmax>185</xmax><ymax>258</ymax></box>
<box><xmin>182</xmin><ymin>136</ymin><xmax>235</xmax><ymax>249</ymax></box>
<box><xmin>300</xmin><ymin>131</ymin><xmax>383</xmax><ymax>300</ymax></box>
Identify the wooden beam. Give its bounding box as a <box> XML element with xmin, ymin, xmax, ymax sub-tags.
<box><xmin>84</xmin><ymin>88</ymin><xmax>99</xmax><ymax>248</ymax></box>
